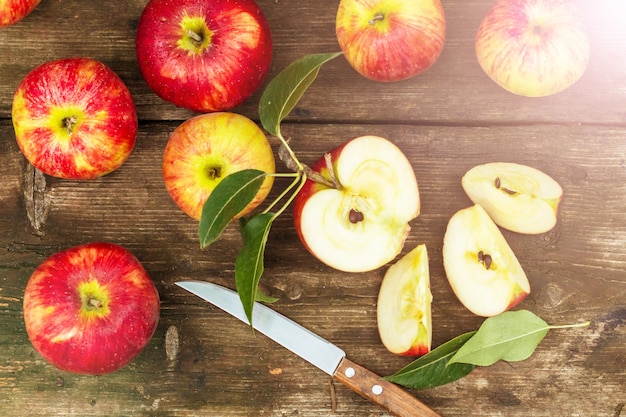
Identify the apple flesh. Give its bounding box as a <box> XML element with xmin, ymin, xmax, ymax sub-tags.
<box><xmin>12</xmin><ymin>57</ymin><xmax>138</xmax><ymax>180</ymax></box>
<box><xmin>377</xmin><ymin>244</ymin><xmax>432</xmax><ymax>356</ymax></box>
<box><xmin>293</xmin><ymin>135</ymin><xmax>420</xmax><ymax>273</ymax></box>
<box><xmin>462</xmin><ymin>162</ymin><xmax>563</xmax><ymax>234</ymax></box>
<box><xmin>336</xmin><ymin>0</ymin><xmax>445</xmax><ymax>82</ymax></box>
<box><xmin>135</xmin><ymin>0</ymin><xmax>273</xmax><ymax>113</ymax></box>
<box><xmin>475</xmin><ymin>0</ymin><xmax>590</xmax><ymax>97</ymax></box>
<box><xmin>23</xmin><ymin>242</ymin><xmax>160</xmax><ymax>375</ymax></box>
<box><xmin>443</xmin><ymin>204</ymin><xmax>530</xmax><ymax>317</ymax></box>
<box><xmin>163</xmin><ymin>112</ymin><xmax>275</xmax><ymax>220</ymax></box>
<box><xmin>0</xmin><ymin>0</ymin><xmax>41</xmax><ymax>27</ymax></box>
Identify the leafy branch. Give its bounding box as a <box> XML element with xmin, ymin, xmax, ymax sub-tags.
<box><xmin>384</xmin><ymin>310</ymin><xmax>590</xmax><ymax>389</ymax></box>
<box><xmin>198</xmin><ymin>52</ymin><xmax>342</xmax><ymax>324</ymax></box>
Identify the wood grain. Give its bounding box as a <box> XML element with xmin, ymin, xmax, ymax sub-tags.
<box><xmin>1</xmin><ymin>0</ymin><xmax>625</xmax><ymax>416</ymax></box>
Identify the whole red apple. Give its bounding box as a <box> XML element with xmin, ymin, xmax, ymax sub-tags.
<box><xmin>293</xmin><ymin>135</ymin><xmax>420</xmax><ymax>273</ymax></box>
<box><xmin>475</xmin><ymin>0</ymin><xmax>590</xmax><ymax>97</ymax></box>
<box><xmin>336</xmin><ymin>0</ymin><xmax>445</xmax><ymax>82</ymax></box>
<box><xmin>12</xmin><ymin>58</ymin><xmax>138</xmax><ymax>179</ymax></box>
<box><xmin>135</xmin><ymin>0</ymin><xmax>273</xmax><ymax>113</ymax></box>
<box><xmin>163</xmin><ymin>112</ymin><xmax>275</xmax><ymax>220</ymax></box>
<box><xmin>0</xmin><ymin>0</ymin><xmax>41</xmax><ymax>27</ymax></box>
<box><xmin>23</xmin><ymin>242</ymin><xmax>160</xmax><ymax>375</ymax></box>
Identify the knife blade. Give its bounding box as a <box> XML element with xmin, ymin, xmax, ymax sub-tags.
<box><xmin>176</xmin><ymin>280</ymin><xmax>442</xmax><ymax>417</ymax></box>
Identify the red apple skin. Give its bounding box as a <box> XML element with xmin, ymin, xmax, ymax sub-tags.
<box><xmin>12</xmin><ymin>58</ymin><xmax>138</xmax><ymax>179</ymax></box>
<box><xmin>135</xmin><ymin>0</ymin><xmax>273</xmax><ymax>113</ymax></box>
<box><xmin>475</xmin><ymin>0</ymin><xmax>590</xmax><ymax>97</ymax></box>
<box><xmin>336</xmin><ymin>0</ymin><xmax>445</xmax><ymax>82</ymax></box>
<box><xmin>292</xmin><ymin>142</ymin><xmax>347</xmax><ymax>252</ymax></box>
<box><xmin>0</xmin><ymin>0</ymin><xmax>41</xmax><ymax>27</ymax></box>
<box><xmin>23</xmin><ymin>242</ymin><xmax>160</xmax><ymax>375</ymax></box>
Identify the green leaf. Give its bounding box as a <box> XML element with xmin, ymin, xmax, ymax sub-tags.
<box><xmin>384</xmin><ymin>331</ymin><xmax>477</xmax><ymax>390</ymax></box>
<box><xmin>235</xmin><ymin>212</ymin><xmax>277</xmax><ymax>324</ymax></box>
<box><xmin>448</xmin><ymin>310</ymin><xmax>551</xmax><ymax>367</ymax></box>
<box><xmin>259</xmin><ymin>52</ymin><xmax>343</xmax><ymax>136</ymax></box>
<box><xmin>198</xmin><ymin>169</ymin><xmax>266</xmax><ymax>249</ymax></box>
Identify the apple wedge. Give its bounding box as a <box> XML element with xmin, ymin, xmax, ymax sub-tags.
<box><xmin>443</xmin><ymin>204</ymin><xmax>530</xmax><ymax>317</ymax></box>
<box><xmin>462</xmin><ymin>162</ymin><xmax>563</xmax><ymax>234</ymax></box>
<box><xmin>293</xmin><ymin>135</ymin><xmax>420</xmax><ymax>273</ymax></box>
<box><xmin>377</xmin><ymin>244</ymin><xmax>432</xmax><ymax>356</ymax></box>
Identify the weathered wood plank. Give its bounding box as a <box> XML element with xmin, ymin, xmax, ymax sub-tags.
<box><xmin>1</xmin><ymin>121</ymin><xmax>624</xmax><ymax>416</ymax></box>
<box><xmin>1</xmin><ymin>1</ymin><xmax>626</xmax><ymax>125</ymax></box>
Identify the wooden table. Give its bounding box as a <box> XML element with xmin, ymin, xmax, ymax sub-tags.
<box><xmin>1</xmin><ymin>1</ymin><xmax>625</xmax><ymax>416</ymax></box>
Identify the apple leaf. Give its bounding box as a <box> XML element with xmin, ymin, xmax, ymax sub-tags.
<box><xmin>259</xmin><ymin>52</ymin><xmax>342</xmax><ymax>137</ymax></box>
<box><xmin>235</xmin><ymin>212</ymin><xmax>277</xmax><ymax>324</ymax></box>
<box><xmin>383</xmin><ymin>331</ymin><xmax>477</xmax><ymax>390</ymax></box>
<box><xmin>198</xmin><ymin>169</ymin><xmax>267</xmax><ymax>249</ymax></box>
<box><xmin>447</xmin><ymin>310</ymin><xmax>590</xmax><ymax>367</ymax></box>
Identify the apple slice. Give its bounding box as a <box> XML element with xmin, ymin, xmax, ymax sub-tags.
<box><xmin>377</xmin><ymin>244</ymin><xmax>432</xmax><ymax>356</ymax></box>
<box><xmin>293</xmin><ymin>135</ymin><xmax>420</xmax><ymax>273</ymax></box>
<box><xmin>462</xmin><ymin>162</ymin><xmax>563</xmax><ymax>234</ymax></box>
<box><xmin>443</xmin><ymin>204</ymin><xmax>530</xmax><ymax>317</ymax></box>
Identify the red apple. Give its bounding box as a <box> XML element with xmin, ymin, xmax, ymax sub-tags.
<box><xmin>335</xmin><ymin>0</ymin><xmax>445</xmax><ymax>82</ymax></box>
<box><xmin>293</xmin><ymin>135</ymin><xmax>420</xmax><ymax>273</ymax></box>
<box><xmin>23</xmin><ymin>242</ymin><xmax>160</xmax><ymax>375</ymax></box>
<box><xmin>377</xmin><ymin>244</ymin><xmax>432</xmax><ymax>356</ymax></box>
<box><xmin>442</xmin><ymin>204</ymin><xmax>530</xmax><ymax>317</ymax></box>
<box><xmin>0</xmin><ymin>0</ymin><xmax>41</xmax><ymax>27</ymax></box>
<box><xmin>135</xmin><ymin>0</ymin><xmax>273</xmax><ymax>113</ymax></box>
<box><xmin>12</xmin><ymin>58</ymin><xmax>138</xmax><ymax>180</ymax></box>
<box><xmin>163</xmin><ymin>112</ymin><xmax>275</xmax><ymax>220</ymax></box>
<box><xmin>475</xmin><ymin>0</ymin><xmax>590</xmax><ymax>97</ymax></box>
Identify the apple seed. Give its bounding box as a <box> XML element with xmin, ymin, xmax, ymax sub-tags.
<box><xmin>477</xmin><ymin>250</ymin><xmax>493</xmax><ymax>270</ymax></box>
<box><xmin>494</xmin><ymin>176</ymin><xmax>517</xmax><ymax>195</ymax></box>
<box><xmin>349</xmin><ymin>209</ymin><xmax>364</xmax><ymax>224</ymax></box>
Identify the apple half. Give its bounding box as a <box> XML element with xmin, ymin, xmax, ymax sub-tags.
<box><xmin>462</xmin><ymin>162</ymin><xmax>563</xmax><ymax>234</ymax></box>
<box><xmin>293</xmin><ymin>135</ymin><xmax>420</xmax><ymax>273</ymax></box>
<box><xmin>377</xmin><ymin>244</ymin><xmax>432</xmax><ymax>356</ymax></box>
<box><xmin>443</xmin><ymin>204</ymin><xmax>530</xmax><ymax>317</ymax></box>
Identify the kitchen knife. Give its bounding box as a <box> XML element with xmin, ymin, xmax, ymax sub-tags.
<box><xmin>175</xmin><ymin>280</ymin><xmax>442</xmax><ymax>417</ymax></box>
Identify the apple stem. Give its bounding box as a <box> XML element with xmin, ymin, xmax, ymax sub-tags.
<box><xmin>88</xmin><ymin>298</ymin><xmax>103</xmax><ymax>309</ymax></box>
<box><xmin>278</xmin><ymin>142</ymin><xmax>338</xmax><ymax>189</ymax></box>
<box><xmin>63</xmin><ymin>116</ymin><xmax>78</xmax><ymax>135</ymax></box>
<box><xmin>368</xmin><ymin>12</ymin><xmax>385</xmax><ymax>25</ymax></box>
<box><xmin>186</xmin><ymin>29</ymin><xmax>203</xmax><ymax>46</ymax></box>
<box><xmin>323</xmin><ymin>153</ymin><xmax>342</xmax><ymax>190</ymax></box>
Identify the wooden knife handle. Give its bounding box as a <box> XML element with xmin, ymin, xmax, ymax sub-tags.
<box><xmin>334</xmin><ymin>357</ymin><xmax>443</xmax><ymax>417</ymax></box>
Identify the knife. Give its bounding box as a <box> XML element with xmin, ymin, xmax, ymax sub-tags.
<box><xmin>175</xmin><ymin>280</ymin><xmax>442</xmax><ymax>417</ymax></box>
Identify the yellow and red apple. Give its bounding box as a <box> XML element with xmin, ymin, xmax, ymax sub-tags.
<box><xmin>377</xmin><ymin>244</ymin><xmax>432</xmax><ymax>356</ymax></box>
<box><xmin>135</xmin><ymin>0</ymin><xmax>273</xmax><ymax>113</ymax></box>
<box><xmin>293</xmin><ymin>135</ymin><xmax>420</xmax><ymax>273</ymax></box>
<box><xmin>23</xmin><ymin>242</ymin><xmax>160</xmax><ymax>375</ymax></box>
<box><xmin>12</xmin><ymin>58</ymin><xmax>138</xmax><ymax>180</ymax></box>
<box><xmin>336</xmin><ymin>0</ymin><xmax>445</xmax><ymax>82</ymax></box>
<box><xmin>162</xmin><ymin>112</ymin><xmax>275</xmax><ymax>221</ymax></box>
<box><xmin>462</xmin><ymin>162</ymin><xmax>563</xmax><ymax>234</ymax></box>
<box><xmin>0</xmin><ymin>0</ymin><xmax>41</xmax><ymax>27</ymax></box>
<box><xmin>443</xmin><ymin>204</ymin><xmax>530</xmax><ymax>317</ymax></box>
<box><xmin>475</xmin><ymin>0</ymin><xmax>590</xmax><ymax>97</ymax></box>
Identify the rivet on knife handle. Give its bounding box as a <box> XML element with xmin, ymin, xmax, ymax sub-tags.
<box><xmin>334</xmin><ymin>358</ymin><xmax>443</xmax><ymax>417</ymax></box>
